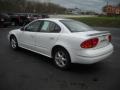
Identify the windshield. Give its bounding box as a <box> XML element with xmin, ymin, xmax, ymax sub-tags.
<box><xmin>60</xmin><ymin>20</ymin><xmax>93</xmax><ymax>32</ymax></box>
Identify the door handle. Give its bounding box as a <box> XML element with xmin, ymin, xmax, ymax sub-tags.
<box><xmin>50</xmin><ymin>37</ymin><xmax>54</xmax><ymax>40</ymax></box>
<box><xmin>31</xmin><ymin>35</ymin><xmax>34</xmax><ymax>38</ymax></box>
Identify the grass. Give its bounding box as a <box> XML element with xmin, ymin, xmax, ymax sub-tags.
<box><xmin>69</xmin><ymin>16</ymin><xmax>120</xmax><ymax>28</ymax></box>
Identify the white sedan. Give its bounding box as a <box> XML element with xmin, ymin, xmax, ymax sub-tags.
<box><xmin>8</xmin><ymin>18</ymin><xmax>113</xmax><ymax>69</ymax></box>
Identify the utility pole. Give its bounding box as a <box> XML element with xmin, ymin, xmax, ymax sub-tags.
<box><xmin>106</xmin><ymin>0</ymin><xmax>109</xmax><ymax>6</ymax></box>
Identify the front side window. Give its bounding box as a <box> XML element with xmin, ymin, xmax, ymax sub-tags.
<box><xmin>40</xmin><ymin>21</ymin><xmax>61</xmax><ymax>33</ymax></box>
<box><xmin>25</xmin><ymin>21</ymin><xmax>41</xmax><ymax>32</ymax></box>
<box><xmin>60</xmin><ymin>20</ymin><xmax>93</xmax><ymax>32</ymax></box>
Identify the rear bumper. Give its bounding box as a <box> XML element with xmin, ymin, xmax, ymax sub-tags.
<box><xmin>71</xmin><ymin>43</ymin><xmax>114</xmax><ymax>64</ymax></box>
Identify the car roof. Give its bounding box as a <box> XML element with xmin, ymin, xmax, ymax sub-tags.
<box><xmin>37</xmin><ymin>18</ymin><xmax>70</xmax><ymax>21</ymax></box>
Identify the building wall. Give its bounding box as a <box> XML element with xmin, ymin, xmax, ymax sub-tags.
<box><xmin>105</xmin><ymin>5</ymin><xmax>120</xmax><ymax>16</ymax></box>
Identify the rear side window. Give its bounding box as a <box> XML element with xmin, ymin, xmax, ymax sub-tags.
<box><xmin>40</xmin><ymin>21</ymin><xmax>50</xmax><ymax>32</ymax></box>
<box><xmin>60</xmin><ymin>20</ymin><xmax>93</xmax><ymax>32</ymax></box>
<box><xmin>40</xmin><ymin>21</ymin><xmax>61</xmax><ymax>33</ymax></box>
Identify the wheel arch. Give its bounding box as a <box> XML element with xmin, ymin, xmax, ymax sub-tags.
<box><xmin>51</xmin><ymin>45</ymin><xmax>71</xmax><ymax>59</ymax></box>
<box><xmin>9</xmin><ymin>34</ymin><xmax>17</xmax><ymax>41</ymax></box>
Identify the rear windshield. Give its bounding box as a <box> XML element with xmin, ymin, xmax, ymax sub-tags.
<box><xmin>60</xmin><ymin>20</ymin><xmax>93</xmax><ymax>32</ymax></box>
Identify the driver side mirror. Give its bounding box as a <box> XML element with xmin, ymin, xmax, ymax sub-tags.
<box><xmin>20</xmin><ymin>27</ymin><xmax>25</xmax><ymax>31</ymax></box>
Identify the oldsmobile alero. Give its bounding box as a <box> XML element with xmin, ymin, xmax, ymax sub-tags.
<box><xmin>8</xmin><ymin>18</ymin><xmax>114</xmax><ymax>69</ymax></box>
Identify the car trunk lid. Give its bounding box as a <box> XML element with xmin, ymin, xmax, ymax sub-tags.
<box><xmin>72</xmin><ymin>30</ymin><xmax>111</xmax><ymax>49</ymax></box>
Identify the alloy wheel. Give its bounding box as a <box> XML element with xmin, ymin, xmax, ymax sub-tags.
<box><xmin>55</xmin><ymin>51</ymin><xmax>68</xmax><ymax>68</ymax></box>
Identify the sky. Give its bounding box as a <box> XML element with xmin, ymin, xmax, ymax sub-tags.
<box><xmin>29</xmin><ymin>0</ymin><xmax>120</xmax><ymax>13</ymax></box>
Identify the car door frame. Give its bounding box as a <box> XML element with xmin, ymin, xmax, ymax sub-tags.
<box><xmin>18</xmin><ymin>20</ymin><xmax>42</xmax><ymax>50</ymax></box>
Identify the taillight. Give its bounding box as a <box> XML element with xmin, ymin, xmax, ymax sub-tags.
<box><xmin>108</xmin><ymin>35</ymin><xmax>112</xmax><ymax>42</ymax></box>
<box><xmin>81</xmin><ymin>38</ymin><xmax>99</xmax><ymax>48</ymax></box>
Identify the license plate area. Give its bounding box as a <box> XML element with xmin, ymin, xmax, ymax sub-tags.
<box><xmin>100</xmin><ymin>35</ymin><xmax>108</xmax><ymax>42</ymax></box>
<box><xmin>97</xmin><ymin>35</ymin><xmax>109</xmax><ymax>48</ymax></box>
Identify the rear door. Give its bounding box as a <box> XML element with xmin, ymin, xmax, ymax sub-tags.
<box><xmin>35</xmin><ymin>20</ymin><xmax>61</xmax><ymax>56</ymax></box>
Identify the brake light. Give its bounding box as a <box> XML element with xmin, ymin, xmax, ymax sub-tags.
<box><xmin>81</xmin><ymin>38</ymin><xmax>99</xmax><ymax>48</ymax></box>
<box><xmin>108</xmin><ymin>35</ymin><xmax>112</xmax><ymax>42</ymax></box>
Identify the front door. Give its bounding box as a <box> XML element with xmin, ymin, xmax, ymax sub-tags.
<box><xmin>19</xmin><ymin>20</ymin><xmax>42</xmax><ymax>50</ymax></box>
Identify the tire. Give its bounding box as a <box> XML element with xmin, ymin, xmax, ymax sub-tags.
<box><xmin>10</xmin><ymin>36</ymin><xmax>19</xmax><ymax>50</ymax></box>
<box><xmin>53</xmin><ymin>48</ymin><xmax>71</xmax><ymax>70</ymax></box>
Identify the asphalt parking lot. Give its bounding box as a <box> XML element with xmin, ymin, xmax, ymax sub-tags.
<box><xmin>0</xmin><ymin>26</ymin><xmax>120</xmax><ymax>90</ymax></box>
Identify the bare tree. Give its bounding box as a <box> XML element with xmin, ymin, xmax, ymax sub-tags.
<box><xmin>0</xmin><ymin>0</ymin><xmax>66</xmax><ymax>13</ymax></box>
